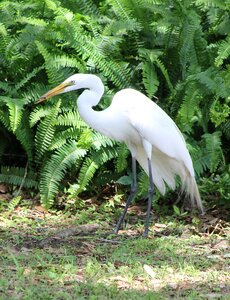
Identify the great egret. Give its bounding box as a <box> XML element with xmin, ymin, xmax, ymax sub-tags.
<box><xmin>37</xmin><ymin>73</ymin><xmax>204</xmax><ymax>236</ymax></box>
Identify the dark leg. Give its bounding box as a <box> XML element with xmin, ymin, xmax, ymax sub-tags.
<box><xmin>114</xmin><ymin>156</ymin><xmax>137</xmax><ymax>234</ymax></box>
<box><xmin>143</xmin><ymin>158</ymin><xmax>154</xmax><ymax>238</ymax></box>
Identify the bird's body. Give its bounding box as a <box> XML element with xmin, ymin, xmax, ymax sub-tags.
<box><xmin>37</xmin><ymin>73</ymin><xmax>204</xmax><ymax>236</ymax></box>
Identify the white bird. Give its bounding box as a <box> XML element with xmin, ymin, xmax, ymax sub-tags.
<box><xmin>37</xmin><ymin>73</ymin><xmax>204</xmax><ymax>236</ymax></box>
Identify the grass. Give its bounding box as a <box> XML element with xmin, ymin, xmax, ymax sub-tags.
<box><xmin>0</xmin><ymin>201</ymin><xmax>229</xmax><ymax>299</ymax></box>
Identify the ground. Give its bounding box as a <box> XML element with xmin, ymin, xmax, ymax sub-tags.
<box><xmin>0</xmin><ymin>195</ymin><xmax>229</xmax><ymax>299</ymax></box>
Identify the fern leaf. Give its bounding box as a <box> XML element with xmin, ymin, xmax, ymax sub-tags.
<box><xmin>39</xmin><ymin>142</ymin><xmax>87</xmax><ymax>208</ymax></box>
<box><xmin>115</xmin><ymin>144</ymin><xmax>129</xmax><ymax>173</ymax></box>
<box><xmin>203</xmin><ymin>131</ymin><xmax>223</xmax><ymax>172</ymax></box>
<box><xmin>0</xmin><ymin>166</ymin><xmax>38</xmax><ymax>189</ymax></box>
<box><xmin>15</xmin><ymin>111</ymin><xmax>34</xmax><ymax>162</ymax></box>
<box><xmin>14</xmin><ymin>66</ymin><xmax>44</xmax><ymax>94</ymax></box>
<box><xmin>154</xmin><ymin>58</ymin><xmax>174</xmax><ymax>93</ymax></box>
<box><xmin>91</xmin><ymin>132</ymin><xmax>114</xmax><ymax>150</ymax></box>
<box><xmin>35</xmin><ymin>100</ymin><xmax>61</xmax><ymax>163</ymax></box>
<box><xmin>56</xmin><ymin>110</ymin><xmax>88</xmax><ymax>128</ymax></box>
<box><xmin>178</xmin><ymin>84</ymin><xmax>202</xmax><ymax>130</ymax></box>
<box><xmin>1</xmin><ymin>97</ymin><xmax>24</xmax><ymax>133</ymax></box>
<box><xmin>76</xmin><ymin>157</ymin><xmax>99</xmax><ymax>195</ymax></box>
<box><xmin>0</xmin><ymin>109</ymin><xmax>10</xmax><ymax>130</ymax></box>
<box><xmin>30</xmin><ymin>106</ymin><xmax>53</xmax><ymax>127</ymax></box>
<box><xmin>142</xmin><ymin>59</ymin><xmax>159</xmax><ymax>98</ymax></box>
<box><xmin>215</xmin><ymin>36</ymin><xmax>230</xmax><ymax>67</ymax></box>
<box><xmin>0</xmin><ymin>22</ymin><xmax>7</xmax><ymax>35</ymax></box>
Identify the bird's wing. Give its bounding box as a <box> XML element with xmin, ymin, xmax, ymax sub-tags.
<box><xmin>125</xmin><ymin>90</ymin><xmax>194</xmax><ymax>175</ymax></box>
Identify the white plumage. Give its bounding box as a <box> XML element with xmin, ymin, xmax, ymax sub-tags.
<box><xmin>37</xmin><ymin>73</ymin><xmax>204</xmax><ymax>235</ymax></box>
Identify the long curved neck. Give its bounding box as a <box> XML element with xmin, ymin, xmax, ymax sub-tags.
<box><xmin>76</xmin><ymin>79</ymin><xmax>110</xmax><ymax>135</ymax></box>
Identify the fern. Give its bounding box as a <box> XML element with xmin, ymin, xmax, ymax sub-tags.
<box><xmin>36</xmin><ymin>41</ymin><xmax>66</xmax><ymax>85</ymax></box>
<box><xmin>221</xmin><ymin>119</ymin><xmax>230</xmax><ymax>139</ymax></box>
<box><xmin>35</xmin><ymin>100</ymin><xmax>61</xmax><ymax>163</ymax></box>
<box><xmin>178</xmin><ymin>84</ymin><xmax>202</xmax><ymax>131</ymax></box>
<box><xmin>39</xmin><ymin>142</ymin><xmax>87</xmax><ymax>208</ymax></box>
<box><xmin>8</xmin><ymin>196</ymin><xmax>22</xmax><ymax>211</ymax></box>
<box><xmin>15</xmin><ymin>111</ymin><xmax>34</xmax><ymax>163</ymax></box>
<box><xmin>154</xmin><ymin>58</ymin><xmax>174</xmax><ymax>93</ymax></box>
<box><xmin>29</xmin><ymin>106</ymin><xmax>54</xmax><ymax>127</ymax></box>
<box><xmin>75</xmin><ymin>157</ymin><xmax>99</xmax><ymax>195</ymax></box>
<box><xmin>203</xmin><ymin>131</ymin><xmax>223</xmax><ymax>172</ymax></box>
<box><xmin>14</xmin><ymin>66</ymin><xmax>44</xmax><ymax>94</ymax></box>
<box><xmin>0</xmin><ymin>97</ymin><xmax>24</xmax><ymax>133</ymax></box>
<box><xmin>69</xmin><ymin>146</ymin><xmax>119</xmax><ymax>198</ymax></box>
<box><xmin>91</xmin><ymin>132</ymin><xmax>114</xmax><ymax>150</ymax></box>
<box><xmin>115</xmin><ymin>144</ymin><xmax>129</xmax><ymax>173</ymax></box>
<box><xmin>0</xmin><ymin>109</ymin><xmax>10</xmax><ymax>130</ymax></box>
<box><xmin>215</xmin><ymin>36</ymin><xmax>230</xmax><ymax>67</ymax></box>
<box><xmin>192</xmin><ymin>147</ymin><xmax>210</xmax><ymax>176</ymax></box>
<box><xmin>142</xmin><ymin>59</ymin><xmax>159</xmax><ymax>98</ymax></box>
<box><xmin>71</xmin><ymin>0</ymin><xmax>100</xmax><ymax>16</ymax></box>
<box><xmin>0</xmin><ymin>166</ymin><xmax>37</xmax><ymax>189</ymax></box>
<box><xmin>0</xmin><ymin>22</ymin><xmax>7</xmax><ymax>35</ymax></box>
<box><xmin>109</xmin><ymin>0</ymin><xmax>133</xmax><ymax>19</ymax></box>
<box><xmin>56</xmin><ymin>111</ymin><xmax>87</xmax><ymax>128</ymax></box>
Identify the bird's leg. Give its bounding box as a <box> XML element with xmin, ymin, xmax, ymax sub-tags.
<box><xmin>143</xmin><ymin>158</ymin><xmax>154</xmax><ymax>238</ymax></box>
<box><xmin>114</xmin><ymin>156</ymin><xmax>137</xmax><ymax>234</ymax></box>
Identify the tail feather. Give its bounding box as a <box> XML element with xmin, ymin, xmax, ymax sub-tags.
<box><xmin>135</xmin><ymin>145</ymin><xmax>205</xmax><ymax>214</ymax></box>
<box><xmin>183</xmin><ymin>175</ymin><xmax>205</xmax><ymax>214</ymax></box>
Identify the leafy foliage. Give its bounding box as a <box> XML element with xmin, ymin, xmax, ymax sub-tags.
<box><xmin>0</xmin><ymin>0</ymin><xmax>229</xmax><ymax>208</ymax></box>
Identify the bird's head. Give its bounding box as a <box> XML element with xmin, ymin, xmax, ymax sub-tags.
<box><xmin>36</xmin><ymin>74</ymin><xmax>85</xmax><ymax>104</ymax></box>
<box><xmin>36</xmin><ymin>74</ymin><xmax>102</xmax><ymax>104</ymax></box>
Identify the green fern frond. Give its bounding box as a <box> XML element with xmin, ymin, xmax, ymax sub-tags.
<box><xmin>92</xmin><ymin>147</ymin><xmax>119</xmax><ymax>166</ymax></box>
<box><xmin>0</xmin><ymin>109</ymin><xmax>10</xmax><ymax>130</ymax></box>
<box><xmin>15</xmin><ymin>16</ymin><xmax>47</xmax><ymax>27</ymax></box>
<box><xmin>15</xmin><ymin>111</ymin><xmax>34</xmax><ymax>162</ymax></box>
<box><xmin>0</xmin><ymin>22</ymin><xmax>7</xmax><ymax>35</ymax></box>
<box><xmin>104</xmin><ymin>19</ymin><xmax>141</xmax><ymax>36</ymax></box>
<box><xmin>51</xmin><ymin>54</ymin><xmax>85</xmax><ymax>72</ymax></box>
<box><xmin>154</xmin><ymin>58</ymin><xmax>174</xmax><ymax>93</ymax></box>
<box><xmin>77</xmin><ymin>129</ymin><xmax>93</xmax><ymax>149</ymax></box>
<box><xmin>30</xmin><ymin>106</ymin><xmax>53</xmax><ymax>127</ymax></box>
<box><xmin>109</xmin><ymin>0</ymin><xmax>133</xmax><ymax>19</ymax></box>
<box><xmin>14</xmin><ymin>66</ymin><xmax>44</xmax><ymax>94</ymax></box>
<box><xmin>56</xmin><ymin>110</ymin><xmax>88</xmax><ymax>128</ymax></box>
<box><xmin>215</xmin><ymin>36</ymin><xmax>230</xmax><ymax>67</ymax></box>
<box><xmin>69</xmin><ymin>146</ymin><xmax>118</xmax><ymax>198</ymax></box>
<box><xmin>8</xmin><ymin>196</ymin><xmax>22</xmax><ymax>211</ymax></box>
<box><xmin>178</xmin><ymin>84</ymin><xmax>202</xmax><ymax>130</ymax></box>
<box><xmin>115</xmin><ymin>144</ymin><xmax>129</xmax><ymax>173</ymax></box>
<box><xmin>72</xmin><ymin>0</ymin><xmax>100</xmax><ymax>16</ymax></box>
<box><xmin>49</xmin><ymin>128</ymin><xmax>79</xmax><ymax>150</ymax></box>
<box><xmin>192</xmin><ymin>147</ymin><xmax>210</xmax><ymax>176</ymax></box>
<box><xmin>0</xmin><ymin>166</ymin><xmax>38</xmax><ymax>189</ymax></box>
<box><xmin>64</xmin><ymin>21</ymin><xmax>131</xmax><ymax>88</ymax></box>
<box><xmin>49</xmin><ymin>127</ymin><xmax>90</xmax><ymax>151</ymax></box>
<box><xmin>75</xmin><ymin>157</ymin><xmax>99</xmax><ymax>195</ymax></box>
<box><xmin>39</xmin><ymin>142</ymin><xmax>87</xmax><ymax>208</ymax></box>
<box><xmin>203</xmin><ymin>131</ymin><xmax>223</xmax><ymax>172</ymax></box>
<box><xmin>36</xmin><ymin>41</ymin><xmax>67</xmax><ymax>85</ymax></box>
<box><xmin>35</xmin><ymin>100</ymin><xmax>61</xmax><ymax>163</ymax></box>
<box><xmin>0</xmin><ymin>81</ymin><xmax>11</xmax><ymax>93</ymax></box>
<box><xmin>137</xmin><ymin>170</ymin><xmax>149</xmax><ymax>198</ymax></box>
<box><xmin>194</xmin><ymin>0</ymin><xmax>228</xmax><ymax>10</ymax></box>
<box><xmin>195</xmin><ymin>69</ymin><xmax>217</xmax><ymax>93</ymax></box>
<box><xmin>221</xmin><ymin>120</ymin><xmax>230</xmax><ymax>139</ymax></box>
<box><xmin>91</xmin><ymin>132</ymin><xmax>114</xmax><ymax>150</ymax></box>
<box><xmin>0</xmin><ymin>97</ymin><xmax>24</xmax><ymax>133</ymax></box>
<box><xmin>142</xmin><ymin>59</ymin><xmax>159</xmax><ymax>98</ymax></box>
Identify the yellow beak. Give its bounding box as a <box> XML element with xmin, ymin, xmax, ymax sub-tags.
<box><xmin>36</xmin><ymin>81</ymin><xmax>74</xmax><ymax>104</ymax></box>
